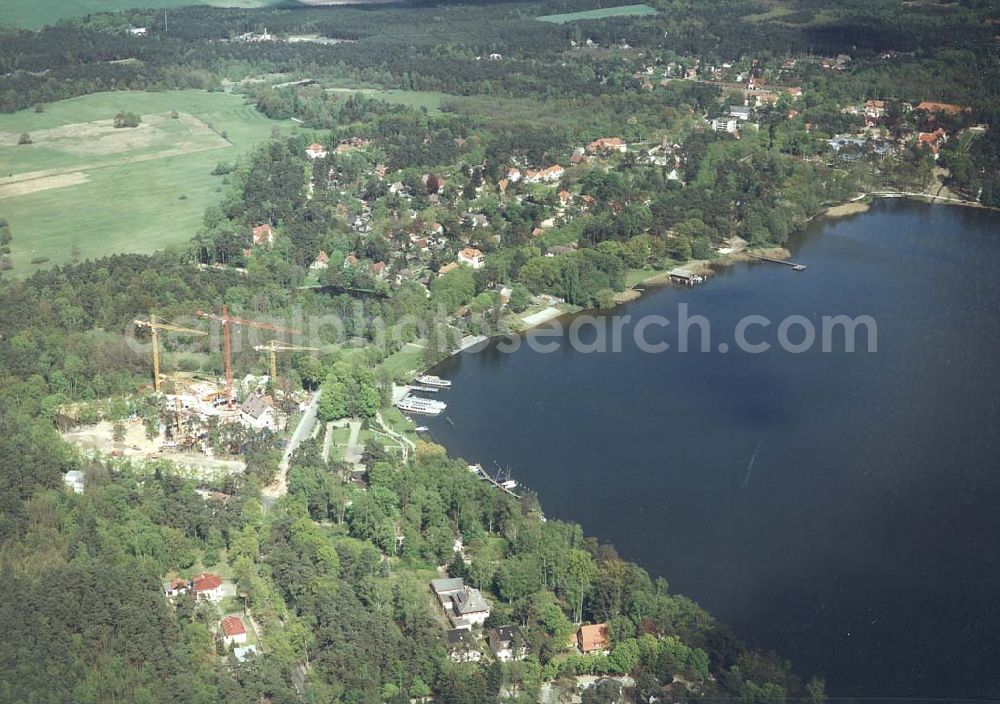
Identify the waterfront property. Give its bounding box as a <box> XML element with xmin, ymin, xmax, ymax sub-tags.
<box><xmin>668</xmin><ymin>269</ymin><xmax>705</xmax><ymax>286</ymax></box>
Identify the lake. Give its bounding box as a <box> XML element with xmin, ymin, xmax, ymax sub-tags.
<box><xmin>423</xmin><ymin>200</ymin><xmax>1000</xmax><ymax>698</ymax></box>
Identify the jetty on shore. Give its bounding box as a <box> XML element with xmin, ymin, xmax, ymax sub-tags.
<box><xmin>748</xmin><ymin>254</ymin><xmax>807</xmax><ymax>271</ymax></box>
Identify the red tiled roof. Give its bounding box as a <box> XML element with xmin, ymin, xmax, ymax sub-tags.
<box><xmin>191</xmin><ymin>573</ymin><xmax>222</xmax><ymax>592</ymax></box>
<box><xmin>916</xmin><ymin>101</ymin><xmax>965</xmax><ymax>115</ymax></box>
<box><xmin>221</xmin><ymin>615</ymin><xmax>246</xmax><ymax>637</ymax></box>
<box><xmin>578</xmin><ymin>623</ymin><xmax>609</xmax><ymax>653</ymax></box>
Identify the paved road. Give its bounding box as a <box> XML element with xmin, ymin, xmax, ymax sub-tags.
<box><xmin>263</xmin><ymin>389</ymin><xmax>321</xmax><ymax>509</ymax></box>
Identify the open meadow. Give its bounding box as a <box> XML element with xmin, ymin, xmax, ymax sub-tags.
<box><xmin>535</xmin><ymin>4</ymin><xmax>657</xmax><ymax>23</ymax></box>
<box><xmin>0</xmin><ymin>90</ymin><xmax>295</xmax><ymax>277</ymax></box>
<box><xmin>1</xmin><ymin>0</ymin><xmax>287</xmax><ymax>30</ymax></box>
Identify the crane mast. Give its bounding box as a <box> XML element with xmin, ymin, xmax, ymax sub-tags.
<box><xmin>196</xmin><ymin>305</ymin><xmax>301</xmax><ymax>408</ymax></box>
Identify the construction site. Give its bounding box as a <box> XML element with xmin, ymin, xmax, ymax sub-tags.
<box><xmin>60</xmin><ymin>306</ymin><xmax>318</xmax><ymax>478</ymax></box>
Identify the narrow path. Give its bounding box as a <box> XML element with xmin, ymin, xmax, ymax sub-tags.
<box><xmin>321</xmin><ymin>421</ymin><xmax>334</xmax><ymax>463</ymax></box>
<box><xmin>374</xmin><ymin>411</ymin><xmax>415</xmax><ymax>462</ymax></box>
<box><xmin>343</xmin><ymin>421</ymin><xmax>364</xmax><ymax>467</ymax></box>
<box><xmin>263</xmin><ymin>389</ymin><xmax>321</xmax><ymax>509</ymax></box>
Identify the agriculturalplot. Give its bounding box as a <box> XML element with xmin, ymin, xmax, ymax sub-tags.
<box><xmin>0</xmin><ymin>90</ymin><xmax>294</xmax><ymax>277</ymax></box>
<box><xmin>535</xmin><ymin>4</ymin><xmax>658</xmax><ymax>23</ymax></box>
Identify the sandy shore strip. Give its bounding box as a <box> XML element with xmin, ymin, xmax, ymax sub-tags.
<box><xmin>824</xmin><ymin>201</ymin><xmax>871</xmax><ymax>218</ymax></box>
<box><xmin>521</xmin><ymin>306</ymin><xmax>563</xmax><ymax>327</ymax></box>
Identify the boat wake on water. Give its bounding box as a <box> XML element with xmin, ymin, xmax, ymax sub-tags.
<box><xmin>743</xmin><ymin>441</ymin><xmax>761</xmax><ymax>488</ymax></box>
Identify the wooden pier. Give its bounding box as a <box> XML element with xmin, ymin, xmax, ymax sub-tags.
<box><xmin>749</xmin><ymin>254</ymin><xmax>807</xmax><ymax>271</ymax></box>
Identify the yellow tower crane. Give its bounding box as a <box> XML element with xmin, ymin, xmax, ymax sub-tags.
<box><xmin>253</xmin><ymin>341</ymin><xmax>319</xmax><ymax>386</ymax></box>
<box><xmin>133</xmin><ymin>314</ymin><xmax>207</xmax><ymax>392</ymax></box>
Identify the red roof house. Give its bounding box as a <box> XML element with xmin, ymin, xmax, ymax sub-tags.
<box><xmin>220</xmin><ymin>615</ymin><xmax>248</xmax><ymax>645</ymax></box>
<box><xmin>577</xmin><ymin>623</ymin><xmax>610</xmax><ymax>654</ymax></box>
<box><xmin>252</xmin><ymin>224</ymin><xmax>274</xmax><ymax>246</ymax></box>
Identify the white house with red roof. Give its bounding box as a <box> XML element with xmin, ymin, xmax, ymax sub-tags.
<box><xmin>524</xmin><ymin>166</ymin><xmax>564</xmax><ymax>184</ymax></box>
<box><xmin>306</xmin><ymin>142</ymin><xmax>328</xmax><ymax>160</ymax></box>
<box><xmin>252</xmin><ymin>223</ymin><xmax>274</xmax><ymax>246</ymax></box>
<box><xmin>220</xmin><ymin>615</ymin><xmax>248</xmax><ymax>646</ymax></box>
<box><xmin>310</xmin><ymin>251</ymin><xmax>330</xmax><ymax>270</ymax></box>
<box><xmin>191</xmin><ymin>573</ymin><xmax>225</xmax><ymax>602</ymax></box>
<box><xmin>458</xmin><ymin>247</ymin><xmax>485</xmax><ymax>269</ymax></box>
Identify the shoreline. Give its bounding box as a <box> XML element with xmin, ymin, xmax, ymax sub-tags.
<box><xmin>410</xmin><ymin>192</ymin><xmax>990</xmax><ymax>374</ymax></box>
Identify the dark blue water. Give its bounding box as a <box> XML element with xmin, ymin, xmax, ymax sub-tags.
<box><xmin>424</xmin><ymin>200</ymin><xmax>1000</xmax><ymax>698</ymax></box>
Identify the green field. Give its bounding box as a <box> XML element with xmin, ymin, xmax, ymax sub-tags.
<box><xmin>1</xmin><ymin>0</ymin><xmax>287</xmax><ymax>30</ymax></box>
<box><xmin>0</xmin><ymin>90</ymin><xmax>295</xmax><ymax>277</ymax></box>
<box><xmin>536</xmin><ymin>4</ymin><xmax>658</xmax><ymax>23</ymax></box>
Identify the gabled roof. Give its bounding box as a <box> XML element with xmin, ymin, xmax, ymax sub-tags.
<box><xmin>191</xmin><ymin>573</ymin><xmax>223</xmax><ymax>592</ymax></box>
<box><xmin>432</xmin><ymin>577</ymin><xmax>465</xmax><ymax>594</ymax></box>
<box><xmin>453</xmin><ymin>587</ymin><xmax>490</xmax><ymax>614</ymax></box>
<box><xmin>578</xmin><ymin>623</ymin><xmax>609</xmax><ymax>652</ymax></box>
<box><xmin>916</xmin><ymin>101</ymin><xmax>965</xmax><ymax>114</ymax></box>
<box><xmin>221</xmin><ymin>615</ymin><xmax>246</xmax><ymax>637</ymax></box>
<box><xmin>241</xmin><ymin>395</ymin><xmax>273</xmax><ymax>419</ymax></box>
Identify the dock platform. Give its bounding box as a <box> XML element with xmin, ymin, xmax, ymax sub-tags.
<box><xmin>749</xmin><ymin>254</ymin><xmax>807</xmax><ymax>271</ymax></box>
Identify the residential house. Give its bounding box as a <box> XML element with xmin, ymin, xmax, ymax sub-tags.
<box><xmin>129</xmin><ymin>26</ymin><xmax>148</xmax><ymax>36</ymax></box>
<box><xmin>344</xmin><ymin>254</ymin><xmax>360</xmax><ymax>268</ymax></box>
<box><xmin>305</xmin><ymin>142</ymin><xmax>328</xmax><ymax>160</ymax></box>
<box><xmin>310</xmin><ymin>251</ymin><xmax>330</xmax><ymax>270</ymax></box>
<box><xmin>240</xmin><ymin>395</ymin><xmax>279</xmax><ymax>432</ymax></box>
<box><xmin>431</xmin><ymin>578</ymin><xmax>492</xmax><ymax>627</ymax></box>
<box><xmin>428</xmin><ymin>222</ymin><xmax>444</xmax><ymax>236</ymax></box>
<box><xmin>447</xmin><ymin>628</ymin><xmax>482</xmax><ymax>662</ymax></box>
<box><xmin>489</xmin><ymin>53</ymin><xmax>502</xmax><ymax>61</ymax></box>
<box><xmin>506</xmin><ymin>167</ymin><xmax>522</xmax><ymax>183</ymax></box>
<box><xmin>63</xmin><ymin>470</ymin><xmax>86</xmax><ymax>494</ymax></box>
<box><xmin>558</xmin><ymin>190</ymin><xmax>572</xmax><ymax>207</ymax></box>
<box><xmin>166</xmin><ymin>572</ymin><xmax>226</xmax><ymax>601</ymax></box>
<box><xmin>577</xmin><ymin>623</ymin><xmax>610</xmax><ymax>654</ymax></box>
<box><xmin>786</xmin><ymin>86</ymin><xmax>803</xmax><ymax>99</ymax></box>
<box><xmin>369</xmin><ymin>261</ymin><xmax>388</xmax><ymax>279</ymax></box>
<box><xmin>864</xmin><ymin>100</ymin><xmax>886</xmax><ymax>119</ymax></box>
<box><xmin>438</xmin><ymin>262</ymin><xmax>460</xmax><ymax>276</ymax></box>
<box><xmin>252</xmin><ymin>224</ymin><xmax>274</xmax><ymax>246</ymax></box>
<box><xmin>586</xmin><ymin>137</ymin><xmax>628</xmax><ymax>154</ymax></box>
<box><xmin>917</xmin><ymin>129</ymin><xmax>947</xmax><ymax>157</ymax></box>
<box><xmin>916</xmin><ymin>101</ymin><xmax>964</xmax><ymax>116</ymax></box>
<box><xmin>729</xmin><ymin>105</ymin><xmax>751</xmax><ymax>120</ymax></box>
<box><xmin>220</xmin><ymin>616</ymin><xmax>248</xmax><ymax>646</ymax></box>
<box><xmin>163</xmin><ymin>577</ymin><xmax>190</xmax><ymax>599</ymax></box>
<box><xmin>524</xmin><ymin>165</ymin><xmax>564</xmax><ymax>183</ymax></box>
<box><xmin>469</xmin><ymin>213</ymin><xmax>490</xmax><ymax>229</ymax></box>
<box><xmin>488</xmin><ymin>626</ymin><xmax>528</xmax><ymax>662</ymax></box>
<box><xmin>458</xmin><ymin>247</ymin><xmax>485</xmax><ymax>269</ymax></box>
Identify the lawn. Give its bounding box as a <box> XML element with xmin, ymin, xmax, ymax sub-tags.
<box><xmin>0</xmin><ymin>90</ymin><xmax>296</xmax><ymax>277</ymax></box>
<box><xmin>2</xmin><ymin>0</ymin><xmax>288</xmax><ymax>30</ymax></box>
<box><xmin>380</xmin><ymin>341</ymin><xmax>428</xmax><ymax>381</ymax></box>
<box><xmin>535</xmin><ymin>4</ymin><xmax>658</xmax><ymax>23</ymax></box>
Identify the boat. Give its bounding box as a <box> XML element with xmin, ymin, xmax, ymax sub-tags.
<box><xmin>396</xmin><ymin>397</ymin><xmax>447</xmax><ymax>416</ymax></box>
<box><xmin>409</xmin><ymin>385</ymin><xmax>439</xmax><ymax>393</ymax></box>
<box><xmin>415</xmin><ymin>426</ymin><xmax>429</xmax><ymax>432</ymax></box>
<box><xmin>416</xmin><ymin>374</ymin><xmax>452</xmax><ymax>388</ymax></box>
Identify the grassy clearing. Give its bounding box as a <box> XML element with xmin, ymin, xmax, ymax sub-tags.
<box><xmin>535</xmin><ymin>4</ymin><xmax>657</xmax><ymax>23</ymax></box>
<box><xmin>379</xmin><ymin>406</ymin><xmax>419</xmax><ymax>443</ymax></box>
<box><xmin>0</xmin><ymin>90</ymin><xmax>295</xmax><ymax>277</ymax></box>
<box><xmin>1</xmin><ymin>0</ymin><xmax>286</xmax><ymax>30</ymax></box>
<box><xmin>625</xmin><ymin>267</ymin><xmax>671</xmax><ymax>287</ymax></box>
<box><xmin>380</xmin><ymin>341</ymin><xmax>427</xmax><ymax>381</ymax></box>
